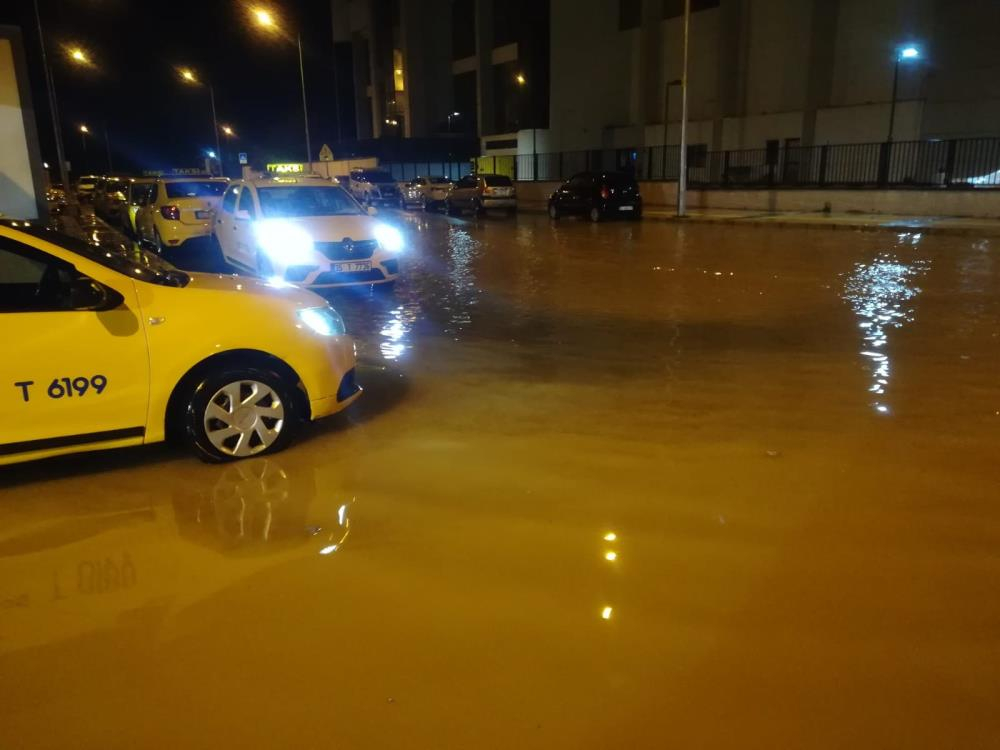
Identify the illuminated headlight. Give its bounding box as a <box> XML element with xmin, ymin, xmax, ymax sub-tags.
<box><xmin>254</xmin><ymin>219</ymin><xmax>315</xmax><ymax>264</ymax></box>
<box><xmin>373</xmin><ymin>222</ymin><xmax>404</xmax><ymax>253</ymax></box>
<box><xmin>297</xmin><ymin>306</ymin><xmax>346</xmax><ymax>336</ymax></box>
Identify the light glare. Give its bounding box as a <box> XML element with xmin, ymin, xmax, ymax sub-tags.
<box><xmin>374</xmin><ymin>223</ymin><xmax>404</xmax><ymax>253</ymax></box>
<box><xmin>601</xmin><ymin>606</ymin><xmax>613</xmax><ymax>620</ymax></box>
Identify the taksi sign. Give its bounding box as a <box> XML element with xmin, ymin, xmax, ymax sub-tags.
<box><xmin>266</xmin><ymin>163</ymin><xmax>305</xmax><ymax>174</ymax></box>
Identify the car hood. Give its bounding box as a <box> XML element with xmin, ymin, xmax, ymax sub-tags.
<box><xmin>181</xmin><ymin>272</ymin><xmax>328</xmax><ymax>308</ymax></box>
<box><xmin>260</xmin><ymin>215</ymin><xmax>378</xmax><ymax>242</ymax></box>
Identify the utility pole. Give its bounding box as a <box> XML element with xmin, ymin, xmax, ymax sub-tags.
<box><xmin>677</xmin><ymin>0</ymin><xmax>690</xmax><ymax>218</ymax></box>
<box><xmin>297</xmin><ymin>32</ymin><xmax>312</xmax><ymax>166</ymax></box>
<box><xmin>33</xmin><ymin>0</ymin><xmax>70</xmax><ymax>191</ymax></box>
<box><xmin>208</xmin><ymin>84</ymin><xmax>222</xmax><ymax>175</ymax></box>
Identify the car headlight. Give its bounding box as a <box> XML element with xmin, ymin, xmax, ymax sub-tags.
<box><xmin>373</xmin><ymin>222</ymin><xmax>404</xmax><ymax>253</ymax></box>
<box><xmin>254</xmin><ymin>219</ymin><xmax>315</xmax><ymax>265</ymax></box>
<box><xmin>297</xmin><ymin>306</ymin><xmax>346</xmax><ymax>336</ymax></box>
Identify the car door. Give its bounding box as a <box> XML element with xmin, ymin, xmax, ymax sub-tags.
<box><xmin>232</xmin><ymin>186</ymin><xmax>259</xmax><ymax>270</ymax></box>
<box><xmin>455</xmin><ymin>175</ymin><xmax>477</xmax><ymax>206</ymax></box>
<box><xmin>214</xmin><ymin>184</ymin><xmax>240</xmax><ymax>262</ymax></box>
<box><xmin>0</xmin><ymin>235</ymin><xmax>150</xmax><ymax>459</ymax></box>
<box><xmin>135</xmin><ymin>182</ymin><xmax>159</xmax><ymax>244</ymax></box>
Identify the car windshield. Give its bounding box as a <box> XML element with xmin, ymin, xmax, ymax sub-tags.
<box><xmin>257</xmin><ymin>186</ymin><xmax>364</xmax><ymax>217</ymax></box>
<box><xmin>5</xmin><ymin>222</ymin><xmax>189</xmax><ymax>288</ymax></box>
<box><xmin>357</xmin><ymin>171</ymin><xmax>393</xmax><ymax>183</ymax></box>
<box><xmin>77</xmin><ymin>177</ymin><xmax>97</xmax><ymax>187</ymax></box>
<box><xmin>484</xmin><ymin>175</ymin><xmax>513</xmax><ymax>186</ymax></box>
<box><xmin>130</xmin><ymin>184</ymin><xmax>154</xmax><ymax>205</ymax></box>
<box><xmin>428</xmin><ymin>177</ymin><xmax>452</xmax><ymax>185</ymax></box>
<box><xmin>603</xmin><ymin>172</ymin><xmax>636</xmax><ymax>187</ymax></box>
<box><xmin>164</xmin><ymin>181</ymin><xmax>227</xmax><ymax>198</ymax></box>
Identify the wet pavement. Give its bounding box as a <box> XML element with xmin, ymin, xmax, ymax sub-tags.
<box><xmin>3</xmin><ymin>212</ymin><xmax>1000</xmax><ymax>748</ymax></box>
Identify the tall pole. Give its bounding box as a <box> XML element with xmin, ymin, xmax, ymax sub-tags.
<box><xmin>297</xmin><ymin>32</ymin><xmax>312</xmax><ymax>166</ymax></box>
<box><xmin>887</xmin><ymin>55</ymin><xmax>900</xmax><ymax>143</ymax></box>
<box><xmin>33</xmin><ymin>0</ymin><xmax>70</xmax><ymax>191</ymax></box>
<box><xmin>103</xmin><ymin>122</ymin><xmax>113</xmax><ymax>173</ymax></box>
<box><xmin>676</xmin><ymin>0</ymin><xmax>691</xmax><ymax>218</ymax></box>
<box><xmin>208</xmin><ymin>84</ymin><xmax>222</xmax><ymax>175</ymax></box>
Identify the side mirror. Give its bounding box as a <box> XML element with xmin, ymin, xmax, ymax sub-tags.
<box><xmin>367</xmin><ymin>206</ymin><xmax>378</xmax><ymax>216</ymax></box>
<box><xmin>70</xmin><ymin>277</ymin><xmax>124</xmax><ymax>312</ymax></box>
<box><xmin>235</xmin><ymin>209</ymin><xmax>252</xmax><ymax>221</ymax></box>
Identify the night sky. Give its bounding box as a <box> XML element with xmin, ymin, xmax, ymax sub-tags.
<box><xmin>2</xmin><ymin>0</ymin><xmax>352</xmax><ymax>176</ymax></box>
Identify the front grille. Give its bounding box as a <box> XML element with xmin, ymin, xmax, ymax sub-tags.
<box><xmin>312</xmin><ymin>269</ymin><xmax>386</xmax><ymax>285</ymax></box>
<box><xmin>314</xmin><ymin>239</ymin><xmax>378</xmax><ymax>260</ymax></box>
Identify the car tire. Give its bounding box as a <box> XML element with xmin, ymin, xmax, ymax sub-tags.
<box><xmin>474</xmin><ymin>199</ymin><xmax>485</xmax><ymax>217</ymax></box>
<box><xmin>548</xmin><ymin>202</ymin><xmax>560</xmax><ymax>220</ymax></box>
<box><xmin>181</xmin><ymin>367</ymin><xmax>300</xmax><ymax>462</ymax></box>
<box><xmin>589</xmin><ymin>206</ymin><xmax>602</xmax><ymax>223</ymax></box>
<box><xmin>256</xmin><ymin>249</ymin><xmax>275</xmax><ymax>279</ymax></box>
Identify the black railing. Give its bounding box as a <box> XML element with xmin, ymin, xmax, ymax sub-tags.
<box><xmin>489</xmin><ymin>138</ymin><xmax>1000</xmax><ymax>188</ymax></box>
<box><xmin>377</xmin><ymin>160</ymin><xmax>474</xmax><ymax>182</ymax></box>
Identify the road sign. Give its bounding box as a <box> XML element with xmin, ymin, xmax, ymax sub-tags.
<box><xmin>238</xmin><ymin>152</ymin><xmax>248</xmax><ymax>165</ymax></box>
<box><xmin>318</xmin><ymin>144</ymin><xmax>334</xmax><ymax>162</ymax></box>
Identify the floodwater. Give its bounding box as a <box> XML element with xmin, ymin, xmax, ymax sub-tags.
<box><xmin>2</xmin><ymin>213</ymin><xmax>1000</xmax><ymax>748</ymax></box>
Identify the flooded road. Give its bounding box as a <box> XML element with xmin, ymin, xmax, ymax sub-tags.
<box><xmin>3</xmin><ymin>213</ymin><xmax>1000</xmax><ymax>748</ymax></box>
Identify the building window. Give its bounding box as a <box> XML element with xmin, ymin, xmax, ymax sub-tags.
<box><xmin>619</xmin><ymin>0</ymin><xmax>641</xmax><ymax>30</ymax></box>
<box><xmin>493</xmin><ymin>0</ymin><xmax>519</xmax><ymax>47</ymax></box>
<box><xmin>663</xmin><ymin>0</ymin><xmax>719</xmax><ymax>19</ymax></box>
<box><xmin>393</xmin><ymin>49</ymin><xmax>405</xmax><ymax>92</ymax></box>
<box><xmin>452</xmin><ymin>1</ymin><xmax>476</xmax><ymax>60</ymax></box>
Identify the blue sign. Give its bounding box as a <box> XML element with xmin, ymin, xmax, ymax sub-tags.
<box><xmin>238</xmin><ymin>152</ymin><xmax>248</xmax><ymax>165</ymax></box>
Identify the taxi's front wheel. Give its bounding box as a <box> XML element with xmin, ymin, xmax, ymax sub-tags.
<box><xmin>182</xmin><ymin>367</ymin><xmax>299</xmax><ymax>462</ymax></box>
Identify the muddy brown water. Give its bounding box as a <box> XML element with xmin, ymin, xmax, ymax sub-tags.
<box><xmin>2</xmin><ymin>213</ymin><xmax>999</xmax><ymax>748</ymax></box>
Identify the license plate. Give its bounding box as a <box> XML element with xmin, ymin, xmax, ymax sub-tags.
<box><xmin>195</xmin><ymin>210</ymin><xmax>212</xmax><ymax>219</ymax></box>
<box><xmin>332</xmin><ymin>261</ymin><xmax>372</xmax><ymax>273</ymax></box>
<box><xmin>618</xmin><ymin>205</ymin><xmax>634</xmax><ymax>211</ymax></box>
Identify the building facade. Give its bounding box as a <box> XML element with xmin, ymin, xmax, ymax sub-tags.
<box><xmin>335</xmin><ymin>0</ymin><xmax>1000</xmax><ymax>158</ymax></box>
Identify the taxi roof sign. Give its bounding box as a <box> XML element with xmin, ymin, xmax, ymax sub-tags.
<box><xmin>266</xmin><ymin>163</ymin><xmax>305</xmax><ymax>174</ymax></box>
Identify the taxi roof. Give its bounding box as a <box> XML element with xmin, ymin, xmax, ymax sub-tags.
<box><xmin>244</xmin><ymin>174</ymin><xmax>336</xmax><ymax>188</ymax></box>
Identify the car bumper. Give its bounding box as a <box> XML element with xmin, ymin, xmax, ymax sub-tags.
<box><xmin>157</xmin><ymin>219</ymin><xmax>213</xmax><ymax>246</ymax></box>
<box><xmin>482</xmin><ymin>197</ymin><xmax>517</xmax><ymax>209</ymax></box>
<box><xmin>296</xmin><ymin>334</ymin><xmax>360</xmax><ymax>420</ymax></box>
<box><xmin>279</xmin><ymin>253</ymin><xmax>401</xmax><ymax>288</ymax></box>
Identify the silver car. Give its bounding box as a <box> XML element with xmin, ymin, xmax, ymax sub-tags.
<box><xmin>402</xmin><ymin>176</ymin><xmax>454</xmax><ymax>211</ymax></box>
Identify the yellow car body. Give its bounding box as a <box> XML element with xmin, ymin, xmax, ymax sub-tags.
<box><xmin>135</xmin><ymin>177</ymin><xmax>229</xmax><ymax>251</ymax></box>
<box><xmin>122</xmin><ymin>178</ymin><xmax>156</xmax><ymax>236</ymax></box>
<box><xmin>0</xmin><ymin>221</ymin><xmax>360</xmax><ymax>466</ymax></box>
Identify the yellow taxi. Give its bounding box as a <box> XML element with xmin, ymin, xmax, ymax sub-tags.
<box><xmin>120</xmin><ymin>178</ymin><xmax>156</xmax><ymax>237</ymax></box>
<box><xmin>135</xmin><ymin>176</ymin><xmax>228</xmax><ymax>252</ymax></box>
<box><xmin>0</xmin><ymin>220</ymin><xmax>361</xmax><ymax>466</ymax></box>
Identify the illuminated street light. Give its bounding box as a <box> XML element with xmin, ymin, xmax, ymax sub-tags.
<box><xmin>68</xmin><ymin>47</ymin><xmax>89</xmax><ymax>65</ymax></box>
<box><xmin>887</xmin><ymin>44</ymin><xmax>922</xmax><ymax>142</ymax></box>
<box><xmin>248</xmin><ymin>5</ymin><xmax>312</xmax><ymax>164</ymax></box>
<box><xmin>447</xmin><ymin>111</ymin><xmax>460</xmax><ymax>133</ymax></box>
<box><xmin>515</xmin><ymin>72</ymin><xmax>526</xmax><ymax>86</ymax></box>
<box><xmin>222</xmin><ymin>125</ymin><xmax>235</xmax><ymax>136</ymax></box>
<box><xmin>178</xmin><ymin>66</ymin><xmax>224</xmax><ymax>175</ymax></box>
<box><xmin>79</xmin><ymin>124</ymin><xmax>89</xmax><ymax>134</ymax></box>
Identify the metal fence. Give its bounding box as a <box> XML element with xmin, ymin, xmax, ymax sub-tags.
<box><xmin>379</xmin><ymin>160</ymin><xmax>474</xmax><ymax>182</ymax></box>
<box><xmin>479</xmin><ymin>137</ymin><xmax>1000</xmax><ymax>189</ymax></box>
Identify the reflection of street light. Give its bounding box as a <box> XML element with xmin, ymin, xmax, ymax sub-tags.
<box><xmin>178</xmin><ymin>66</ymin><xmax>223</xmax><ymax>175</ymax></box>
<box><xmin>250</xmin><ymin>5</ymin><xmax>312</xmax><ymax>164</ymax></box>
<box><xmin>888</xmin><ymin>44</ymin><xmax>921</xmax><ymax>142</ymax></box>
<box><xmin>447</xmin><ymin>111</ymin><xmax>460</xmax><ymax>133</ymax></box>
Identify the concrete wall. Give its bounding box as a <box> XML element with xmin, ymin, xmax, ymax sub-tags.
<box><xmin>514</xmin><ymin>180</ymin><xmax>1000</xmax><ymax>218</ymax></box>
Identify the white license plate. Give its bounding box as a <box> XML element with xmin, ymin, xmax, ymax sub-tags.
<box><xmin>332</xmin><ymin>261</ymin><xmax>372</xmax><ymax>273</ymax></box>
<box><xmin>195</xmin><ymin>210</ymin><xmax>212</xmax><ymax>219</ymax></box>
<box><xmin>618</xmin><ymin>205</ymin><xmax>634</xmax><ymax>212</ymax></box>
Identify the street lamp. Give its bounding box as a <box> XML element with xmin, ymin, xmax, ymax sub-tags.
<box><xmin>222</xmin><ymin>125</ymin><xmax>236</xmax><ymax>137</ymax></box>
<box><xmin>178</xmin><ymin>67</ymin><xmax>224</xmax><ymax>176</ymax></box>
<box><xmin>888</xmin><ymin>44</ymin><xmax>921</xmax><ymax>142</ymax></box>
<box><xmin>249</xmin><ymin>5</ymin><xmax>312</xmax><ymax>165</ymax></box>
<box><xmin>78</xmin><ymin>124</ymin><xmax>89</xmax><ymax>168</ymax></box>
<box><xmin>447</xmin><ymin>111</ymin><xmax>460</xmax><ymax>133</ymax></box>
<box><xmin>67</xmin><ymin>47</ymin><xmax>90</xmax><ymax>65</ymax></box>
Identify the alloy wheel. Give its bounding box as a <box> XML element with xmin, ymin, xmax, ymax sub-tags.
<box><xmin>203</xmin><ymin>380</ymin><xmax>285</xmax><ymax>458</ymax></box>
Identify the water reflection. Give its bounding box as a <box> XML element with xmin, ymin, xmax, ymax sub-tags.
<box><xmin>844</xmin><ymin>242</ymin><xmax>929</xmax><ymax>414</ymax></box>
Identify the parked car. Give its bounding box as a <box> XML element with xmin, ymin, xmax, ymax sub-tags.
<box><xmin>402</xmin><ymin>176</ymin><xmax>454</xmax><ymax>211</ymax></box>
<box><xmin>548</xmin><ymin>171</ymin><xmax>642</xmax><ymax>222</ymax></box>
<box><xmin>135</xmin><ymin>176</ymin><xmax>228</xmax><ymax>252</ymax></box>
<box><xmin>0</xmin><ymin>219</ymin><xmax>360</xmax><ymax>464</ymax></box>
<box><xmin>46</xmin><ymin>185</ymin><xmax>68</xmax><ymax>214</ymax></box>
<box><xmin>92</xmin><ymin>176</ymin><xmax>129</xmax><ymax>223</ymax></box>
<box><xmin>75</xmin><ymin>175</ymin><xmax>99</xmax><ymax>202</ymax></box>
<box><xmin>213</xmin><ymin>174</ymin><xmax>402</xmax><ymax>288</ymax></box>
<box><xmin>347</xmin><ymin>168</ymin><xmax>402</xmax><ymax>207</ymax></box>
<box><xmin>445</xmin><ymin>174</ymin><xmax>516</xmax><ymax>216</ymax></box>
<box><xmin>120</xmin><ymin>179</ymin><xmax>156</xmax><ymax>237</ymax></box>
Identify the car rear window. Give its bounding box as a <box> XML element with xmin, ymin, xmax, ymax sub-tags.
<box><xmin>356</xmin><ymin>171</ymin><xmax>394</xmax><ymax>183</ymax></box>
<box><xmin>484</xmin><ymin>175</ymin><xmax>512</xmax><ymax>186</ymax></box>
<box><xmin>164</xmin><ymin>181</ymin><xmax>227</xmax><ymax>198</ymax></box>
<box><xmin>429</xmin><ymin>177</ymin><xmax>452</xmax><ymax>184</ymax></box>
<box><xmin>603</xmin><ymin>173</ymin><xmax>637</xmax><ymax>187</ymax></box>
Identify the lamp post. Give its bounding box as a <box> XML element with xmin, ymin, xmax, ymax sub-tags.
<box><xmin>887</xmin><ymin>45</ymin><xmax>920</xmax><ymax>142</ymax></box>
<box><xmin>677</xmin><ymin>0</ymin><xmax>691</xmax><ymax>218</ymax></box>
<box><xmin>447</xmin><ymin>111</ymin><xmax>460</xmax><ymax>133</ymax></box>
<box><xmin>250</xmin><ymin>6</ymin><xmax>312</xmax><ymax>165</ymax></box>
<box><xmin>515</xmin><ymin>73</ymin><xmax>536</xmax><ymax>179</ymax></box>
<box><xmin>79</xmin><ymin>123</ymin><xmax>89</xmax><ymax>161</ymax></box>
<box><xmin>178</xmin><ymin>68</ymin><xmax>223</xmax><ymax>176</ymax></box>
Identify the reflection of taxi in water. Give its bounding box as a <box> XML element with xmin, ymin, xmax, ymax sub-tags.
<box><xmin>0</xmin><ymin>220</ymin><xmax>361</xmax><ymax>466</ymax></box>
<box><xmin>213</xmin><ymin>175</ymin><xmax>403</xmax><ymax>288</ymax></box>
<box><xmin>0</xmin><ymin>457</ymin><xmax>354</xmax><ymax>653</ymax></box>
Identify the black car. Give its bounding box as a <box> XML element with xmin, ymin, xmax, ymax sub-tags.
<box><xmin>548</xmin><ymin>171</ymin><xmax>642</xmax><ymax>222</ymax></box>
